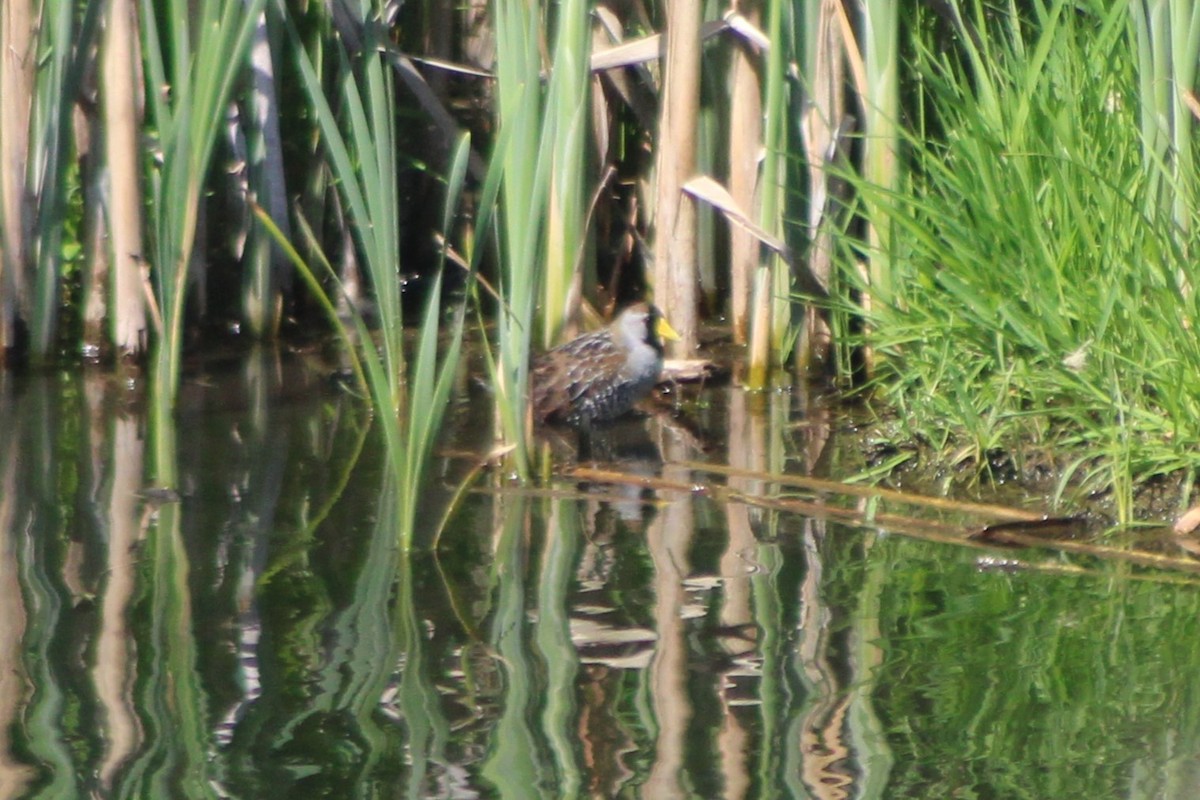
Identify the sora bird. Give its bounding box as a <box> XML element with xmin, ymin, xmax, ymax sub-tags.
<box><xmin>531</xmin><ymin>302</ymin><xmax>680</xmax><ymax>430</ymax></box>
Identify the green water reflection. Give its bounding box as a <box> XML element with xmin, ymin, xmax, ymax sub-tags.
<box><xmin>1</xmin><ymin>360</ymin><xmax>1198</xmax><ymax>798</ymax></box>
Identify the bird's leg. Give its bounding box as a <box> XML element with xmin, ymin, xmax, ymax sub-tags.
<box><xmin>577</xmin><ymin>424</ymin><xmax>594</xmax><ymax>462</ymax></box>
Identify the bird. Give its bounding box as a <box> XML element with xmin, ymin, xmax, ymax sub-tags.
<box><xmin>531</xmin><ymin>302</ymin><xmax>680</xmax><ymax>429</ymax></box>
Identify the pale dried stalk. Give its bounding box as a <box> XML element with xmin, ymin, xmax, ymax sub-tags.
<box><xmin>102</xmin><ymin>0</ymin><xmax>147</xmax><ymax>358</ymax></box>
<box><xmin>0</xmin><ymin>0</ymin><xmax>35</xmax><ymax>358</ymax></box>
<box><xmin>728</xmin><ymin>1</ymin><xmax>763</xmax><ymax>345</ymax></box>
<box><xmin>652</xmin><ymin>0</ymin><xmax>702</xmax><ymax>354</ymax></box>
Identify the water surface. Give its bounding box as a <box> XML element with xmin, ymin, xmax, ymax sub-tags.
<box><xmin>1</xmin><ymin>353</ymin><xmax>1197</xmax><ymax>798</ymax></box>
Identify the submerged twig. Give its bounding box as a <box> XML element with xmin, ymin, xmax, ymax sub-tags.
<box><xmin>677</xmin><ymin>460</ymin><xmax>1043</xmax><ymax>522</ymax></box>
<box><xmin>566</xmin><ymin>463</ymin><xmax>1200</xmax><ymax>578</ymax></box>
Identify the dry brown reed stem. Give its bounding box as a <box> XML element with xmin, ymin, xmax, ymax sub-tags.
<box><xmin>677</xmin><ymin>460</ymin><xmax>1044</xmax><ymax>521</ymax></box>
<box><xmin>569</xmin><ymin>465</ymin><xmax>980</xmax><ymax>545</ymax></box>
<box><xmin>465</xmin><ymin>465</ymin><xmax>1200</xmax><ymax>587</ymax></box>
<box><xmin>565</xmin><ymin>464</ymin><xmax>1200</xmax><ymax>577</ymax></box>
<box><xmin>103</xmin><ymin>0</ymin><xmax>148</xmax><ymax>358</ymax></box>
<box><xmin>0</xmin><ymin>0</ymin><xmax>34</xmax><ymax>358</ymax></box>
<box><xmin>970</xmin><ymin>528</ymin><xmax>1200</xmax><ymax>575</ymax></box>
<box><xmin>568</xmin><ymin>463</ymin><xmax>1036</xmax><ymax>525</ymax></box>
<box><xmin>652</xmin><ymin>0</ymin><xmax>701</xmax><ymax>355</ymax></box>
<box><xmin>472</xmin><ymin>470</ymin><xmax>1200</xmax><ymax>588</ymax></box>
<box><xmin>728</xmin><ymin>0</ymin><xmax>763</xmax><ymax>345</ymax></box>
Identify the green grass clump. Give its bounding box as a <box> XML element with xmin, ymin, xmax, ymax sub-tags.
<box><xmin>281</xmin><ymin>11</ymin><xmax>471</xmax><ymax>550</ymax></box>
<box><xmin>850</xmin><ymin>1</ymin><xmax>1200</xmax><ymax>517</ymax></box>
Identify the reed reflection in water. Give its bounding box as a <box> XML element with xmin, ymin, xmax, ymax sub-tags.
<box><xmin>1</xmin><ymin>361</ymin><xmax>1199</xmax><ymax>798</ymax></box>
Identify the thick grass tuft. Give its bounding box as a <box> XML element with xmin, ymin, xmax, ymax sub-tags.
<box><xmin>845</xmin><ymin>1</ymin><xmax>1200</xmax><ymax>517</ymax></box>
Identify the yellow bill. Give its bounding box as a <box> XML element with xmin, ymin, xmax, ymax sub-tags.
<box><xmin>656</xmin><ymin>316</ymin><xmax>681</xmax><ymax>341</ymax></box>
